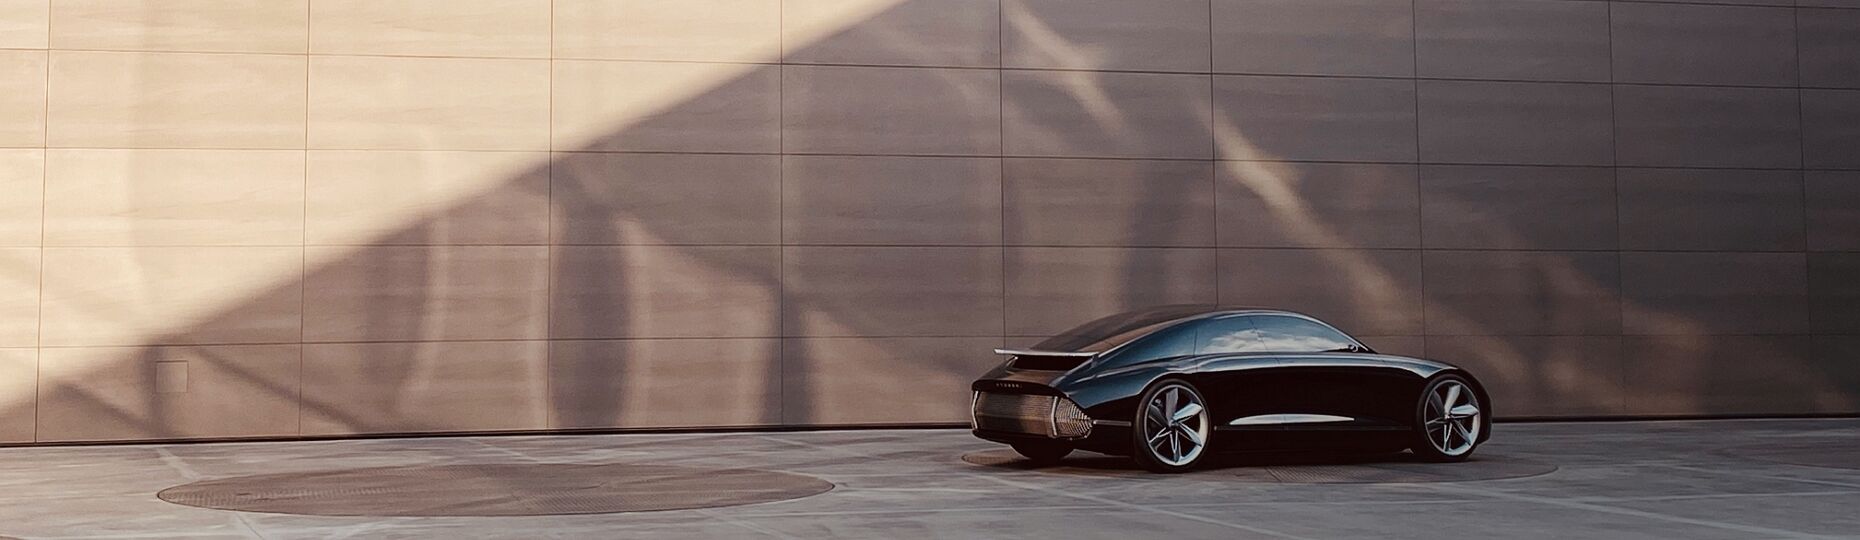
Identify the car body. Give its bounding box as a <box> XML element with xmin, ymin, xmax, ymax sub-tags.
<box><xmin>969</xmin><ymin>305</ymin><xmax>1491</xmax><ymax>472</ymax></box>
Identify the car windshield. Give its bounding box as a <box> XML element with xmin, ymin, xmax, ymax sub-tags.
<box><xmin>1030</xmin><ymin>305</ymin><xmax>1218</xmax><ymax>353</ymax></box>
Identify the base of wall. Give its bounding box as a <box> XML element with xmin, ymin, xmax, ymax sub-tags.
<box><xmin>5</xmin><ymin>413</ymin><xmax>1858</xmax><ymax>449</ymax></box>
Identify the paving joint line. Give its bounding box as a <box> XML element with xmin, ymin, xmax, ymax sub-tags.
<box><xmin>1417</xmin><ymin>482</ymin><xmax>1834</xmax><ymax>539</ymax></box>
<box><xmin>964</xmin><ymin>472</ymin><xmax>1318</xmax><ymax>540</ymax></box>
<box><xmin>1658</xmin><ymin>463</ymin><xmax>1860</xmax><ymax>491</ymax></box>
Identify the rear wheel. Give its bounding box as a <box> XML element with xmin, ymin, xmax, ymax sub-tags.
<box><xmin>1131</xmin><ymin>380</ymin><xmax>1211</xmax><ymax>473</ymax></box>
<box><xmin>1412</xmin><ymin>375</ymin><xmax>1484</xmax><ymax>462</ymax></box>
<box><xmin>1011</xmin><ymin>442</ymin><xmax>1071</xmax><ymax>465</ymax></box>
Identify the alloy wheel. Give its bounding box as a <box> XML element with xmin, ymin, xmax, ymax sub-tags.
<box><xmin>1140</xmin><ymin>384</ymin><xmax>1209</xmax><ymax>467</ymax></box>
<box><xmin>1424</xmin><ymin>380</ymin><xmax>1482</xmax><ymax>457</ymax></box>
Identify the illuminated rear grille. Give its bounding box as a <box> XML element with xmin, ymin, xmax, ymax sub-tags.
<box><xmin>972</xmin><ymin>392</ymin><xmax>1057</xmax><ymax>437</ymax></box>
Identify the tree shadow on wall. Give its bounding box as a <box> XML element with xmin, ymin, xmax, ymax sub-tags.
<box><xmin>18</xmin><ymin>0</ymin><xmax>1859</xmax><ymax>444</ymax></box>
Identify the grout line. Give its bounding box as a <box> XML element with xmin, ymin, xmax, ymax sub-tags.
<box><xmin>1794</xmin><ymin>6</ymin><xmax>1813</xmax><ymax>342</ymax></box>
<box><xmin>25</xmin><ymin>331</ymin><xmax>1848</xmax><ymax>351</ymax></box>
<box><xmin>21</xmin><ymin>145</ymin><xmax>1860</xmax><ymax>173</ymax></box>
<box><xmin>14</xmin><ymin>51</ymin><xmax>1855</xmax><ymax>87</ymax></box>
<box><xmin>9</xmin><ymin>46</ymin><xmax>1857</xmax><ymax>91</ymax></box>
<box><xmin>543</xmin><ymin>0</ymin><xmax>557</xmax><ymax>431</ymax></box>
<box><xmin>1607</xmin><ymin>0</ymin><xmax>1628</xmax><ymax>414</ymax></box>
<box><xmin>777</xmin><ymin>0</ymin><xmax>787</xmax><ymax>426</ymax></box>
<box><xmin>25</xmin><ymin>243</ymin><xmax>1860</xmax><ymax>254</ymax></box>
<box><xmin>35</xmin><ymin>35</ymin><xmax>49</xmax><ymax>444</ymax></box>
<box><xmin>1207</xmin><ymin>0</ymin><xmax>1220</xmax><ymax>308</ymax></box>
<box><xmin>1410</xmin><ymin>0</ymin><xmax>1428</xmax><ymax>348</ymax></box>
<box><xmin>998</xmin><ymin>0</ymin><xmax>1007</xmax><ymax>346</ymax></box>
<box><xmin>298</xmin><ymin>0</ymin><xmax>311</xmax><ymax>438</ymax></box>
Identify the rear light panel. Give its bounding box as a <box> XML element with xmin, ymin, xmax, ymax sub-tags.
<box><xmin>971</xmin><ymin>391</ymin><xmax>1092</xmax><ymax>439</ymax></box>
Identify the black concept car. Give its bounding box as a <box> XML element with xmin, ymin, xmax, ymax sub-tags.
<box><xmin>970</xmin><ymin>306</ymin><xmax>1490</xmax><ymax>472</ymax></box>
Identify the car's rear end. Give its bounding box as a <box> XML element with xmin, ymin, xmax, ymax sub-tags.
<box><xmin>967</xmin><ymin>305</ymin><xmax>1221</xmax><ymax>457</ymax></box>
<box><xmin>969</xmin><ymin>350</ymin><xmax>1125</xmax><ymax>454</ymax></box>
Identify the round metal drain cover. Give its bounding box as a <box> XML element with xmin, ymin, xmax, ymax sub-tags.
<box><xmin>962</xmin><ymin>449</ymin><xmax>1554</xmax><ymax>483</ymax></box>
<box><xmin>1727</xmin><ymin>440</ymin><xmax>1860</xmax><ymax>471</ymax></box>
<box><xmin>157</xmin><ymin>464</ymin><xmax>833</xmax><ymax>517</ymax></box>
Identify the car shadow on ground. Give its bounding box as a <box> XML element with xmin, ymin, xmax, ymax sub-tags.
<box><xmin>960</xmin><ymin>448</ymin><xmax>1559</xmax><ymax>483</ymax></box>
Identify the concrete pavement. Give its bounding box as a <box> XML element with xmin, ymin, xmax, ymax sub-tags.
<box><xmin>1</xmin><ymin>419</ymin><xmax>1857</xmax><ymax>539</ymax></box>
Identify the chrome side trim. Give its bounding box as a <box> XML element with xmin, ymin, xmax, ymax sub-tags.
<box><xmin>1228</xmin><ymin>413</ymin><xmax>1355</xmax><ymax>426</ymax></box>
<box><xmin>993</xmin><ymin>348</ymin><xmax>1098</xmax><ymax>358</ymax></box>
<box><xmin>1092</xmin><ymin>420</ymin><xmax>1132</xmax><ymax>427</ymax></box>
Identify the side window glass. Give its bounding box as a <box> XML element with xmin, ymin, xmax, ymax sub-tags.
<box><xmin>1196</xmin><ymin>317</ymin><xmax>1267</xmax><ymax>354</ymax></box>
<box><xmin>1099</xmin><ymin>323</ymin><xmax>1196</xmax><ymax>367</ymax></box>
<box><xmin>1250</xmin><ymin>316</ymin><xmax>1357</xmax><ymax>353</ymax></box>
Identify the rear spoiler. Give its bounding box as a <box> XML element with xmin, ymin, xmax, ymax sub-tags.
<box><xmin>993</xmin><ymin>348</ymin><xmax>1097</xmax><ymax>358</ymax></box>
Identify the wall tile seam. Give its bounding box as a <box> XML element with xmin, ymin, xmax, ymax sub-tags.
<box><xmin>22</xmin><ymin>148</ymin><xmax>1855</xmax><ymax>172</ymax></box>
<box><xmin>27</xmin><ymin>332</ymin><xmax>1855</xmax><ymax>349</ymax></box>
<box><xmin>24</xmin><ymin>245</ymin><xmax>1854</xmax><ymax>253</ymax></box>
<box><xmin>1411</xmin><ymin>0</ymin><xmax>1429</xmax><ymax>355</ymax></box>
<box><xmin>19</xmin><ymin>49</ymin><xmax>1860</xmax><ymax>92</ymax></box>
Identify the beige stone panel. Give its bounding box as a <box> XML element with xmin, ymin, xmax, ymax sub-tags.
<box><xmin>1004</xmin><ymin>247</ymin><xmax>1217</xmax><ymax>337</ymax></box>
<box><xmin>43</xmin><ymin>149</ymin><xmax>304</xmax><ymax>246</ymax></box>
<box><xmin>1003</xmin><ymin>158</ymin><xmax>1215</xmax><ymax>246</ymax></box>
<box><xmin>0</xmin><ymin>0</ymin><xmax>49</xmax><ymax>49</ymax></box>
<box><xmin>554</xmin><ymin>0</ymin><xmax>781</xmax><ymax>62</ymax></box>
<box><xmin>551</xmin><ymin>246</ymin><xmax>780</xmax><ymax>339</ymax></box>
<box><xmin>39</xmin><ymin>247</ymin><xmax>303</xmax><ymax>347</ymax></box>
<box><xmin>1217</xmin><ymin>248</ymin><xmax>1425</xmax><ymax>336</ymax></box>
<box><xmin>0</xmin><ymin>349</ymin><xmax>33</xmax><ymax>442</ymax></box>
<box><xmin>783</xmin><ymin>65</ymin><xmax>1002</xmax><ymax>155</ymax></box>
<box><xmin>782</xmin><ymin>246</ymin><xmax>1004</xmax><ymax>337</ymax></box>
<box><xmin>1003</xmin><ymin>0</ymin><xmax>1211</xmax><ymax>72</ymax></box>
<box><xmin>301</xmin><ymin>341</ymin><xmax>548</xmax><ymax>435</ymax></box>
<box><xmin>36</xmin><ymin>344</ymin><xmax>300</xmax><ymax>442</ymax></box>
<box><xmin>552</xmin><ymin>60</ymin><xmax>780</xmax><ymax>153</ymax></box>
<box><xmin>782</xmin><ymin>337</ymin><xmax>1003</xmax><ymax>424</ymax></box>
<box><xmin>50</xmin><ymin>0</ymin><xmax>306</xmax><ymax>53</ymax></box>
<box><xmin>0</xmin><ymin>50</ymin><xmax>46</xmax><ymax>147</ymax></box>
<box><xmin>311</xmin><ymin>0</ymin><xmax>549</xmax><ymax>58</ymax></box>
<box><xmin>307</xmin><ymin>150</ymin><xmax>549</xmax><ymax>246</ymax></box>
<box><xmin>1425</xmin><ymin>335</ymin><xmax>1623</xmax><ymax>417</ymax></box>
<box><xmin>310</xmin><ymin>56</ymin><xmax>549</xmax><ymax>151</ymax></box>
<box><xmin>0</xmin><ymin>150</ymin><xmax>43</xmax><ymax>246</ymax></box>
<box><xmin>782</xmin><ymin>155</ymin><xmax>1002</xmax><ymax>245</ymax></box>
<box><xmin>0</xmin><ymin>248</ymin><xmax>38</xmax><ymax>348</ymax></box>
<box><xmin>552</xmin><ymin>152</ymin><xmax>780</xmax><ymax>245</ymax></box>
<box><xmin>1622</xmin><ymin>335</ymin><xmax>1823</xmax><ymax>416</ymax></box>
<box><xmin>303</xmin><ymin>246</ymin><xmax>549</xmax><ymax>342</ymax></box>
<box><xmin>47</xmin><ymin>51</ymin><xmax>306</xmax><ymax>149</ymax></box>
<box><xmin>550</xmin><ymin>338</ymin><xmax>780</xmax><ymax>429</ymax></box>
<box><xmin>1002</xmin><ymin>70</ymin><xmax>1213</xmax><ymax>159</ymax></box>
<box><xmin>784</xmin><ymin>0</ymin><xmax>999</xmax><ymax>67</ymax></box>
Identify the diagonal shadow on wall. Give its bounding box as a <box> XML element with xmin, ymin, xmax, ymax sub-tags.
<box><xmin>13</xmin><ymin>0</ymin><xmax>1859</xmax><ymax>444</ymax></box>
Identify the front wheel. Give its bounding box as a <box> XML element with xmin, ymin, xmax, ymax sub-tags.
<box><xmin>1131</xmin><ymin>380</ymin><xmax>1212</xmax><ymax>473</ymax></box>
<box><xmin>1412</xmin><ymin>375</ymin><xmax>1485</xmax><ymax>462</ymax></box>
<box><xmin>1011</xmin><ymin>442</ymin><xmax>1071</xmax><ymax>465</ymax></box>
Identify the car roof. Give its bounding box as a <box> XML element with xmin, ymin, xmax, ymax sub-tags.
<box><xmin>1027</xmin><ymin>305</ymin><xmax>1320</xmax><ymax>353</ymax></box>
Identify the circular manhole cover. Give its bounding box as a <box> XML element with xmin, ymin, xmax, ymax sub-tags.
<box><xmin>157</xmin><ymin>463</ymin><xmax>833</xmax><ymax>517</ymax></box>
<box><xmin>1726</xmin><ymin>440</ymin><xmax>1860</xmax><ymax>471</ymax></box>
<box><xmin>962</xmin><ymin>449</ymin><xmax>1555</xmax><ymax>483</ymax></box>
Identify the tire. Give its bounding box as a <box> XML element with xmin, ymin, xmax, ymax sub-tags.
<box><xmin>1412</xmin><ymin>374</ymin><xmax>1486</xmax><ymax>462</ymax></box>
<box><xmin>1130</xmin><ymin>380</ymin><xmax>1212</xmax><ymax>473</ymax></box>
<box><xmin>1011</xmin><ymin>442</ymin><xmax>1072</xmax><ymax>465</ymax></box>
